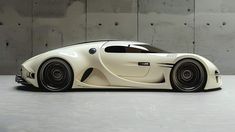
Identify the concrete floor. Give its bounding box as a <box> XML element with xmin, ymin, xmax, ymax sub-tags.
<box><xmin>0</xmin><ymin>75</ymin><xmax>234</xmax><ymax>132</ymax></box>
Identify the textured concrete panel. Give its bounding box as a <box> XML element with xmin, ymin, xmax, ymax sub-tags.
<box><xmin>33</xmin><ymin>0</ymin><xmax>86</xmax><ymax>55</ymax></box>
<box><xmin>0</xmin><ymin>0</ymin><xmax>33</xmax><ymax>17</ymax></box>
<box><xmin>0</xmin><ymin>0</ymin><xmax>32</xmax><ymax>74</ymax></box>
<box><xmin>195</xmin><ymin>0</ymin><xmax>235</xmax><ymax>74</ymax></box>
<box><xmin>138</xmin><ymin>0</ymin><xmax>194</xmax><ymax>52</ymax></box>
<box><xmin>33</xmin><ymin>0</ymin><xmax>71</xmax><ymax>18</ymax></box>
<box><xmin>87</xmin><ymin>0</ymin><xmax>138</xmax><ymax>41</ymax></box>
<box><xmin>1</xmin><ymin>0</ymin><xmax>235</xmax><ymax>74</ymax></box>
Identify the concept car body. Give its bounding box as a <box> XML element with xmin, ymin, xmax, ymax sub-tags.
<box><xmin>16</xmin><ymin>40</ymin><xmax>222</xmax><ymax>92</ymax></box>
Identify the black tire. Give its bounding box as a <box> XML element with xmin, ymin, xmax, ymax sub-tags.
<box><xmin>170</xmin><ymin>59</ymin><xmax>207</xmax><ymax>92</ymax></box>
<box><xmin>37</xmin><ymin>58</ymin><xmax>74</xmax><ymax>92</ymax></box>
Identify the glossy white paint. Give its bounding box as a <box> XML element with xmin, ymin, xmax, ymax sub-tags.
<box><xmin>20</xmin><ymin>41</ymin><xmax>222</xmax><ymax>90</ymax></box>
<box><xmin>101</xmin><ymin>41</ymin><xmax>150</xmax><ymax>77</ymax></box>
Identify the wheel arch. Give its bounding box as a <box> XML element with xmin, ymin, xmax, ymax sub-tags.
<box><xmin>173</xmin><ymin>57</ymin><xmax>208</xmax><ymax>74</ymax></box>
<box><xmin>173</xmin><ymin>56</ymin><xmax>211</xmax><ymax>75</ymax></box>
<box><xmin>37</xmin><ymin>57</ymin><xmax>74</xmax><ymax>74</ymax></box>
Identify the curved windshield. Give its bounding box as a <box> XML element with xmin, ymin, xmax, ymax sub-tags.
<box><xmin>134</xmin><ymin>45</ymin><xmax>168</xmax><ymax>53</ymax></box>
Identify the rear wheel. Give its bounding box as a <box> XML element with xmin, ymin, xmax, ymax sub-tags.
<box><xmin>170</xmin><ymin>59</ymin><xmax>207</xmax><ymax>92</ymax></box>
<box><xmin>38</xmin><ymin>58</ymin><xmax>74</xmax><ymax>92</ymax></box>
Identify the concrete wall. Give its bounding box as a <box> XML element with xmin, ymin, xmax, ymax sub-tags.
<box><xmin>0</xmin><ymin>0</ymin><xmax>234</xmax><ymax>74</ymax></box>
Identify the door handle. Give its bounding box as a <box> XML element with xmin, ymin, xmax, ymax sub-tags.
<box><xmin>138</xmin><ymin>62</ymin><xmax>150</xmax><ymax>66</ymax></box>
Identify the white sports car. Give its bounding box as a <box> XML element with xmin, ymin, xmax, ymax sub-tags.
<box><xmin>16</xmin><ymin>40</ymin><xmax>222</xmax><ymax>92</ymax></box>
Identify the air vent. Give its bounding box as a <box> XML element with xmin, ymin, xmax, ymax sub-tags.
<box><xmin>81</xmin><ymin>68</ymin><xmax>93</xmax><ymax>82</ymax></box>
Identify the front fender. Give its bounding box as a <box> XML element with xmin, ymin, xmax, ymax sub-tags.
<box><xmin>21</xmin><ymin>48</ymin><xmax>88</xmax><ymax>88</ymax></box>
<box><xmin>174</xmin><ymin>53</ymin><xmax>222</xmax><ymax>90</ymax></box>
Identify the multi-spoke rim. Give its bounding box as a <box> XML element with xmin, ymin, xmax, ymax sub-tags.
<box><xmin>39</xmin><ymin>59</ymin><xmax>73</xmax><ymax>91</ymax></box>
<box><xmin>171</xmin><ymin>59</ymin><xmax>207</xmax><ymax>92</ymax></box>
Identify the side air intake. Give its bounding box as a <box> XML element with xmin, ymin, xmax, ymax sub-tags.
<box><xmin>81</xmin><ymin>68</ymin><xmax>93</xmax><ymax>82</ymax></box>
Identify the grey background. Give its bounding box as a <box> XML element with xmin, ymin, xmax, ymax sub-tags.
<box><xmin>0</xmin><ymin>0</ymin><xmax>234</xmax><ymax>74</ymax></box>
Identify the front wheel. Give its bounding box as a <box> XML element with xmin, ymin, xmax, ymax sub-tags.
<box><xmin>170</xmin><ymin>59</ymin><xmax>207</xmax><ymax>92</ymax></box>
<box><xmin>38</xmin><ymin>58</ymin><xmax>74</xmax><ymax>92</ymax></box>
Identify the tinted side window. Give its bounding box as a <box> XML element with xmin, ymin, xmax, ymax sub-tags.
<box><xmin>138</xmin><ymin>45</ymin><xmax>167</xmax><ymax>53</ymax></box>
<box><xmin>105</xmin><ymin>46</ymin><xmax>146</xmax><ymax>53</ymax></box>
<box><xmin>125</xmin><ymin>47</ymin><xmax>145</xmax><ymax>53</ymax></box>
<box><xmin>105</xmin><ymin>46</ymin><xmax>126</xmax><ymax>53</ymax></box>
<box><xmin>105</xmin><ymin>45</ymin><xmax>167</xmax><ymax>53</ymax></box>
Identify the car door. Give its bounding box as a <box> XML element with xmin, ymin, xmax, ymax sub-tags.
<box><xmin>100</xmin><ymin>42</ymin><xmax>150</xmax><ymax>77</ymax></box>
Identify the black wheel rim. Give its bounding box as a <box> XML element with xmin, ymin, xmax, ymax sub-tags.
<box><xmin>172</xmin><ymin>61</ymin><xmax>205</xmax><ymax>91</ymax></box>
<box><xmin>40</xmin><ymin>60</ymin><xmax>71</xmax><ymax>91</ymax></box>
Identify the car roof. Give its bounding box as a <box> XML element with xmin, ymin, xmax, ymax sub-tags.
<box><xmin>70</xmin><ymin>39</ymin><xmax>149</xmax><ymax>46</ymax></box>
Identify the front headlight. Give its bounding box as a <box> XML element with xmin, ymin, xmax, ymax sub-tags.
<box><xmin>215</xmin><ymin>70</ymin><xmax>220</xmax><ymax>75</ymax></box>
<box><xmin>215</xmin><ymin>70</ymin><xmax>220</xmax><ymax>83</ymax></box>
<box><xmin>22</xmin><ymin>66</ymin><xmax>35</xmax><ymax>79</ymax></box>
